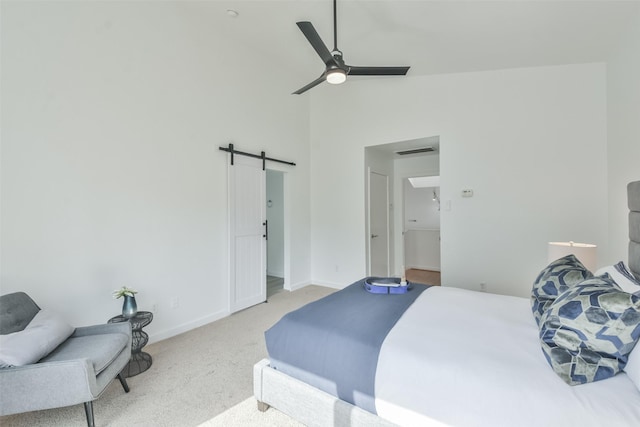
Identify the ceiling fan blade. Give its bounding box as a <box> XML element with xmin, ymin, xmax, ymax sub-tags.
<box><xmin>296</xmin><ymin>21</ymin><xmax>337</xmax><ymax>67</ymax></box>
<box><xmin>347</xmin><ymin>66</ymin><xmax>410</xmax><ymax>76</ymax></box>
<box><xmin>292</xmin><ymin>74</ymin><xmax>326</xmax><ymax>95</ymax></box>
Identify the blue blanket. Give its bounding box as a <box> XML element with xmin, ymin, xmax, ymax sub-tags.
<box><xmin>265</xmin><ymin>279</ymin><xmax>429</xmax><ymax>414</ymax></box>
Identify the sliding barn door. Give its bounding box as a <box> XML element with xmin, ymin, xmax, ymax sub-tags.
<box><xmin>229</xmin><ymin>155</ymin><xmax>266</xmax><ymax>312</ymax></box>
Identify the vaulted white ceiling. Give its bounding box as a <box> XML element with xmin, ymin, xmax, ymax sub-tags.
<box><xmin>206</xmin><ymin>0</ymin><xmax>639</xmax><ymax>91</ymax></box>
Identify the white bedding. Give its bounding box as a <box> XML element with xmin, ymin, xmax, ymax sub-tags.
<box><xmin>375</xmin><ymin>286</ymin><xmax>640</xmax><ymax>427</ymax></box>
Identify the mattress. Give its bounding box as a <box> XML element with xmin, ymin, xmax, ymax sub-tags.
<box><xmin>265</xmin><ymin>283</ymin><xmax>640</xmax><ymax>426</ymax></box>
<box><xmin>376</xmin><ymin>286</ymin><xmax>640</xmax><ymax>426</ymax></box>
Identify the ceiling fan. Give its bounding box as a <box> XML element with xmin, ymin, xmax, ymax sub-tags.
<box><xmin>293</xmin><ymin>0</ymin><xmax>410</xmax><ymax>95</ymax></box>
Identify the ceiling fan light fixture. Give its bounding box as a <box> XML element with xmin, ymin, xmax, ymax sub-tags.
<box><xmin>326</xmin><ymin>68</ymin><xmax>347</xmax><ymax>85</ymax></box>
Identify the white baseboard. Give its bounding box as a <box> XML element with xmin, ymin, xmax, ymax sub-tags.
<box><xmin>406</xmin><ymin>265</ymin><xmax>441</xmax><ymax>272</ymax></box>
<box><xmin>148</xmin><ymin>308</ymin><xmax>229</xmax><ymax>345</ymax></box>
<box><xmin>149</xmin><ymin>280</ymin><xmax>336</xmax><ymax>344</ymax></box>
<box><xmin>287</xmin><ymin>279</ymin><xmax>312</xmax><ymax>291</ymax></box>
<box><xmin>309</xmin><ymin>279</ymin><xmax>348</xmax><ymax>290</ymax></box>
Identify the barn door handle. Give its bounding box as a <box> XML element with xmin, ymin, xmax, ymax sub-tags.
<box><xmin>263</xmin><ymin>220</ymin><xmax>268</xmax><ymax>240</ymax></box>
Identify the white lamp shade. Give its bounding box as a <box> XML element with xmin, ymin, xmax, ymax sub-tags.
<box><xmin>548</xmin><ymin>241</ymin><xmax>597</xmax><ymax>272</ymax></box>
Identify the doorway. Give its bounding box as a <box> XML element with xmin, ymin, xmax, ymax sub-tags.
<box><xmin>403</xmin><ymin>175</ymin><xmax>441</xmax><ymax>285</ymax></box>
<box><xmin>364</xmin><ymin>135</ymin><xmax>441</xmax><ymax>282</ymax></box>
<box><xmin>266</xmin><ymin>170</ymin><xmax>285</xmax><ymax>297</ymax></box>
<box><xmin>228</xmin><ymin>154</ymin><xmax>292</xmax><ymax>312</ymax></box>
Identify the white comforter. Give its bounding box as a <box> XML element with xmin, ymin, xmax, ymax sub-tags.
<box><xmin>375</xmin><ymin>287</ymin><xmax>640</xmax><ymax>427</ymax></box>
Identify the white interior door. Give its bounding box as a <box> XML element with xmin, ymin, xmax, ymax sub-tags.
<box><xmin>369</xmin><ymin>171</ymin><xmax>390</xmax><ymax>276</ymax></box>
<box><xmin>229</xmin><ymin>155</ymin><xmax>266</xmax><ymax>312</ymax></box>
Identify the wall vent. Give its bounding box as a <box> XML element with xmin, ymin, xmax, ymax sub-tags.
<box><xmin>395</xmin><ymin>147</ymin><xmax>435</xmax><ymax>155</ymax></box>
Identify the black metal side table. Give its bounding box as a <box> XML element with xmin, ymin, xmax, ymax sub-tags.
<box><xmin>108</xmin><ymin>311</ymin><xmax>153</xmax><ymax>377</ymax></box>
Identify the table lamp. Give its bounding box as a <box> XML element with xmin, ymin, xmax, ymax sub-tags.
<box><xmin>548</xmin><ymin>241</ymin><xmax>597</xmax><ymax>272</ymax></box>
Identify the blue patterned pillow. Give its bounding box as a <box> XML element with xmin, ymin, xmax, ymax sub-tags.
<box><xmin>539</xmin><ymin>275</ymin><xmax>640</xmax><ymax>385</ymax></box>
<box><xmin>531</xmin><ymin>255</ymin><xmax>593</xmax><ymax>326</ymax></box>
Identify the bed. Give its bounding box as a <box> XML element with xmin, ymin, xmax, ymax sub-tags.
<box><xmin>254</xmin><ymin>181</ymin><xmax>640</xmax><ymax>427</ymax></box>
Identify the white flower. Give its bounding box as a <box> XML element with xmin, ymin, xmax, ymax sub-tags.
<box><xmin>112</xmin><ymin>286</ymin><xmax>138</xmax><ymax>299</ymax></box>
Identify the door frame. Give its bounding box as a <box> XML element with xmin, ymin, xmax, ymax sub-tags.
<box><xmin>227</xmin><ymin>158</ymin><xmax>293</xmax><ymax>313</ymax></box>
<box><xmin>265</xmin><ymin>167</ymin><xmax>291</xmax><ymax>291</ymax></box>
<box><xmin>265</xmin><ymin>164</ymin><xmax>291</xmax><ymax>291</ymax></box>
<box><xmin>399</xmin><ymin>171</ymin><xmax>441</xmax><ymax>274</ymax></box>
<box><xmin>228</xmin><ymin>159</ymin><xmax>293</xmax><ymax>313</ymax></box>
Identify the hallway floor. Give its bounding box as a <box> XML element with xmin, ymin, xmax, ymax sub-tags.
<box><xmin>267</xmin><ymin>275</ymin><xmax>284</xmax><ymax>297</ymax></box>
<box><xmin>405</xmin><ymin>268</ymin><xmax>441</xmax><ymax>286</ymax></box>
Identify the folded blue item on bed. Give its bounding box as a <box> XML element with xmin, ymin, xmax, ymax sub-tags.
<box><xmin>364</xmin><ymin>277</ymin><xmax>412</xmax><ymax>294</ymax></box>
<box><xmin>265</xmin><ymin>278</ymin><xmax>430</xmax><ymax>414</ymax></box>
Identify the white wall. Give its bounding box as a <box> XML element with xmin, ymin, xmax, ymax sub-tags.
<box><xmin>2</xmin><ymin>2</ymin><xmax>636</xmax><ymax>343</ymax></box>
<box><xmin>606</xmin><ymin>11</ymin><xmax>640</xmax><ymax>266</ymax></box>
<box><xmin>404</xmin><ymin>184</ymin><xmax>440</xmax><ymax>230</ymax></box>
<box><xmin>310</xmin><ymin>64</ymin><xmax>609</xmax><ymax>298</ymax></box>
<box><xmin>0</xmin><ymin>1</ymin><xmax>311</xmax><ymax>341</ymax></box>
<box><xmin>404</xmin><ymin>229</ymin><xmax>441</xmax><ymax>272</ymax></box>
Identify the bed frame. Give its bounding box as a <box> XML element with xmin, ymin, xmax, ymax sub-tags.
<box><xmin>254</xmin><ymin>180</ymin><xmax>640</xmax><ymax>427</ymax></box>
<box><xmin>253</xmin><ymin>359</ymin><xmax>395</xmax><ymax>426</ymax></box>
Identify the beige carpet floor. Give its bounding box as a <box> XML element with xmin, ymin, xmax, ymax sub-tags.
<box><xmin>1</xmin><ymin>285</ymin><xmax>335</xmax><ymax>427</ymax></box>
<box><xmin>199</xmin><ymin>397</ymin><xmax>302</xmax><ymax>427</ymax></box>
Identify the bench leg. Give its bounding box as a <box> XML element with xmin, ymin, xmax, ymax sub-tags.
<box><xmin>117</xmin><ymin>372</ymin><xmax>130</xmax><ymax>393</ymax></box>
<box><xmin>84</xmin><ymin>401</ymin><xmax>95</xmax><ymax>427</ymax></box>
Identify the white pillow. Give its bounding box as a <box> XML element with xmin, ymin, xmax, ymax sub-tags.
<box><xmin>0</xmin><ymin>309</ymin><xmax>74</xmax><ymax>368</ymax></box>
<box><xmin>595</xmin><ymin>262</ymin><xmax>640</xmax><ymax>294</ymax></box>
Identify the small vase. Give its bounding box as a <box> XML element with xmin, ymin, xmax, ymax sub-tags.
<box><xmin>122</xmin><ymin>295</ymin><xmax>138</xmax><ymax>318</ymax></box>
